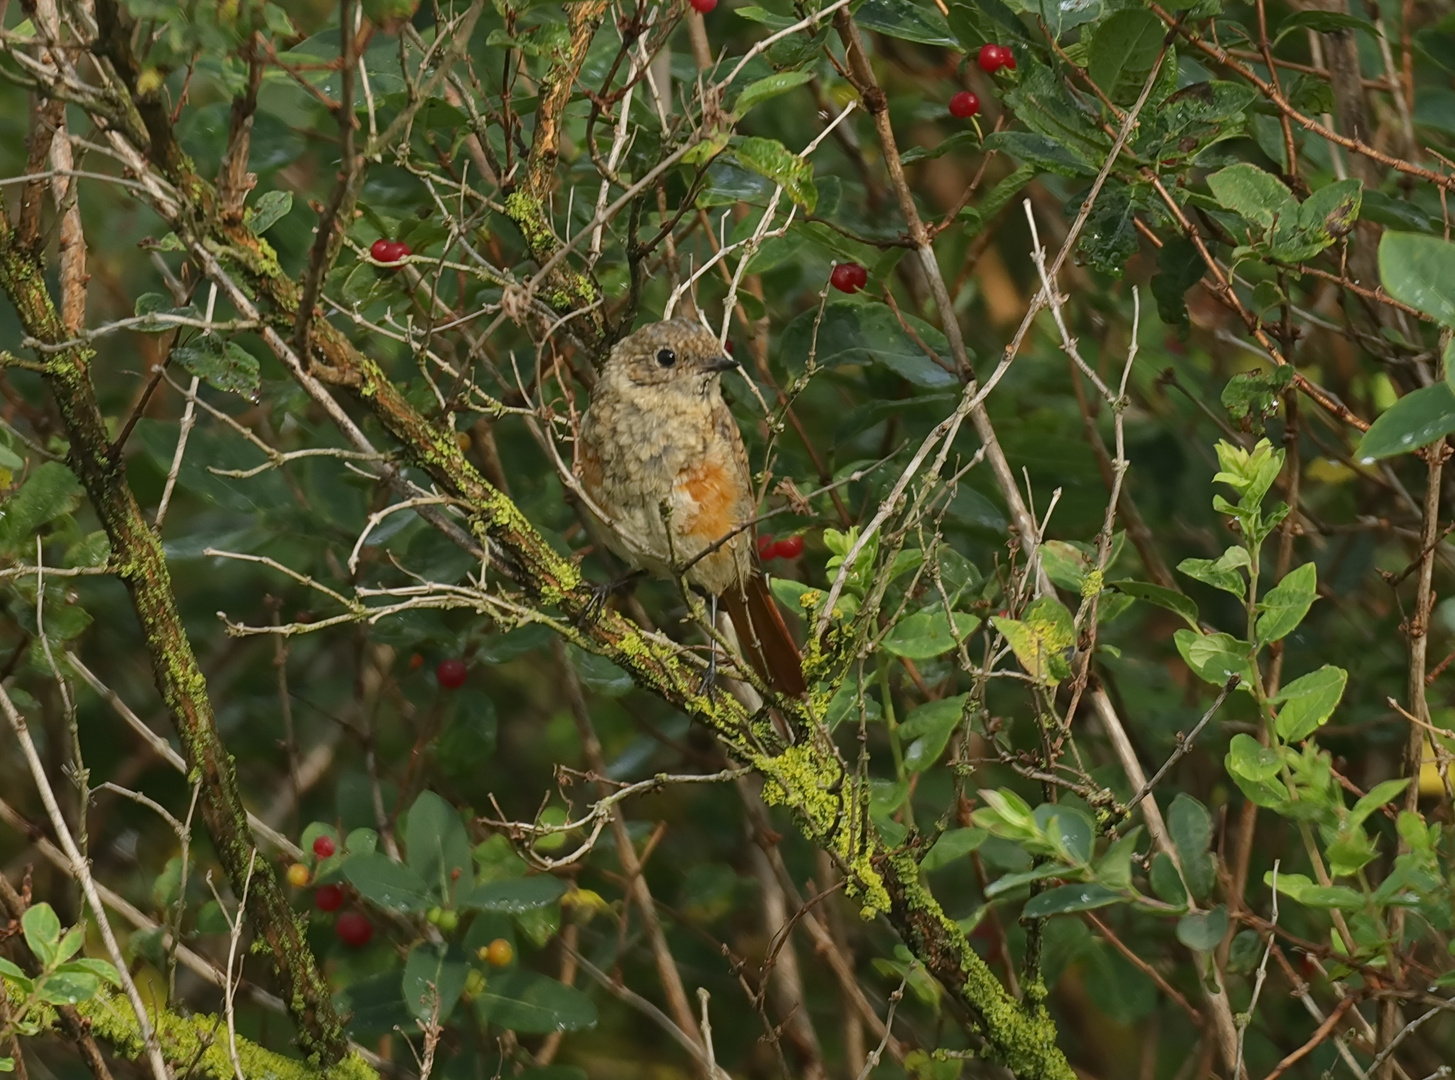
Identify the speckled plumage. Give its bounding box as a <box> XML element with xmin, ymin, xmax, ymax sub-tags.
<box><xmin>579</xmin><ymin>318</ymin><xmax>804</xmax><ymax>696</ymax></box>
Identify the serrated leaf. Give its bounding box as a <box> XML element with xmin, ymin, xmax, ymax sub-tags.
<box><xmin>172</xmin><ymin>335</ymin><xmax>261</xmax><ymax>400</ymax></box>
<box><xmin>778</xmin><ymin>301</ymin><xmax>959</xmax><ymax>388</ymax></box>
<box><xmin>854</xmin><ymin>0</ymin><xmax>957</xmax><ymax>46</ymax></box>
<box><xmin>982</xmin><ymin>131</ymin><xmax>1095</xmax><ymax>177</ymax></box>
<box><xmin>1272</xmin><ymin>665</ymin><xmax>1347</xmax><ymax>740</ymax></box>
<box><xmin>1087</xmin><ymin>9</ymin><xmax>1165</xmax><ymax>104</ymax></box>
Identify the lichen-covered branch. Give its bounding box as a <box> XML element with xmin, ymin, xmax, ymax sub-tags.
<box><xmin>0</xmin><ymin>204</ymin><xmax>356</xmax><ymax>1071</ymax></box>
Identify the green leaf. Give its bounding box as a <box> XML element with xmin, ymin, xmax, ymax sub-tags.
<box><xmin>1256</xmin><ymin>562</ymin><xmax>1317</xmax><ymax>644</ymax></box>
<box><xmin>882</xmin><ymin>609</ymin><xmax>979</xmax><ymax>660</ymax></box>
<box><xmin>0</xmin><ymin>461</ymin><xmax>83</xmax><ymax>554</ymax></box>
<box><xmin>1151</xmin><ymin>235</ymin><xmax>1205</xmax><ymax>329</ymax></box>
<box><xmin>727</xmin><ymin>136</ymin><xmax>816</xmax><ymax>213</ymax></box>
<box><xmin>475</xmin><ymin>971</ymin><xmax>598</xmax><ymax>1034</ymax></box>
<box><xmin>1176</xmin><ymin>906</ymin><xmax>1228</xmax><ymax>950</ymax></box>
<box><xmin>1226</xmin><ymin>733</ymin><xmax>1281</xmax><ymax>782</ymax></box>
<box><xmin>171</xmin><ymin>335</ymin><xmax>262</xmax><ymax>400</ymax></box>
<box><xmin>899</xmin><ymin>694</ymin><xmax>969</xmax><ymax>772</ymax></box>
<box><xmin>1148</xmin><ymin>853</ymin><xmax>1188</xmax><ymax>905</ymax></box>
<box><xmin>1355</xmin><ymin>382</ymin><xmax>1455</xmax><ymax>462</ymax></box>
<box><xmin>1022</xmin><ymin>883</ymin><xmax>1123</xmax><ymax>918</ymax></box>
<box><xmin>1206</xmin><ymin>163</ymin><xmax>1297</xmax><ymax>231</ymax></box>
<box><xmin>245</xmin><ymin>190</ymin><xmax>293</xmax><ymax>234</ymax></box>
<box><xmin>1272</xmin><ymin>9</ymin><xmax>1376</xmax><ymax>45</ymax></box>
<box><xmin>1168</xmin><ymin>794</ymin><xmax>1215</xmax><ymax>901</ymax></box>
<box><xmin>1266</xmin><ymin>871</ymin><xmax>1364</xmax><ymax>910</ymax></box>
<box><xmin>1378</xmin><ymin>232</ymin><xmax>1455</xmax><ymax>327</ymax></box>
<box><xmin>1349</xmin><ymin>778</ymin><xmax>1409</xmax><ymax>830</ymax></box>
<box><xmin>853</xmin><ymin>0</ymin><xmax>957</xmax><ymax>47</ymax></box>
<box><xmin>1298</xmin><ymin>179</ymin><xmax>1361</xmax><ymax>242</ymax></box>
<box><xmin>1174</xmin><ymin>629</ymin><xmax>1251</xmax><ymax>687</ymax></box>
<box><xmin>1272</xmin><ymin>665</ymin><xmax>1347</xmax><ymax>740</ymax></box>
<box><xmin>982</xmin><ymin>131</ymin><xmax>1095</xmax><ymax>178</ymax></box>
<box><xmin>778</xmin><ymin>301</ymin><xmax>959</xmax><ymax>389</ymax></box>
<box><xmin>1087</xmin><ymin>8</ymin><xmax>1165</xmax><ymax>104</ymax></box>
<box><xmin>34</xmin><ymin>971</ymin><xmax>100</xmax><ymax>1006</ymax></box>
<box><xmin>731</xmin><ymin>70</ymin><xmax>814</xmax><ymax>116</ymax></box>
<box><xmin>1110</xmin><ymin>580</ymin><xmax>1198</xmax><ymax>629</ymax></box>
<box><xmin>343</xmin><ymin>853</ymin><xmax>435</xmax><ymax>912</ymax></box>
<box><xmin>401</xmin><ymin>943</ymin><xmax>468</xmax><ymax>1023</ymax></box>
<box><xmin>921</xmin><ymin>827</ymin><xmax>987</xmax><ymax>871</ymax></box>
<box><xmin>21</xmin><ymin>904</ymin><xmax>62</xmax><ymax>967</ymax></box>
<box><xmin>1176</xmin><ymin>549</ymin><xmax>1247</xmax><ymax>596</ymax></box>
<box><xmin>405</xmin><ymin>791</ymin><xmax>472</xmax><ymax>902</ymax></box>
<box><xmin>458</xmin><ymin>877</ymin><xmax>566</xmax><ymax>913</ymax></box>
<box><xmin>991</xmin><ymin>596</ymin><xmax>1075</xmax><ymax>685</ymax></box>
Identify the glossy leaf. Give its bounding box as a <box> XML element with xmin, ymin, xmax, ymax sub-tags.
<box><xmin>882</xmin><ymin>609</ymin><xmax>979</xmax><ymax>659</ymax></box>
<box><xmin>1257</xmin><ymin>562</ymin><xmax>1317</xmax><ymax>643</ymax></box>
<box><xmin>1272</xmin><ymin>665</ymin><xmax>1347</xmax><ymax>740</ymax></box>
<box><xmin>459</xmin><ymin>876</ymin><xmax>566</xmax><ymax>913</ymax></box>
<box><xmin>1022</xmin><ymin>883</ymin><xmax>1123</xmax><ymax>918</ymax></box>
<box><xmin>1378</xmin><ymin>232</ymin><xmax>1455</xmax><ymax>326</ymax></box>
<box><xmin>343</xmin><ymin>853</ymin><xmax>435</xmax><ymax>912</ymax></box>
<box><xmin>1355</xmin><ymin>382</ymin><xmax>1455</xmax><ymax>461</ymax></box>
<box><xmin>475</xmin><ymin>971</ymin><xmax>598</xmax><ymax>1034</ymax></box>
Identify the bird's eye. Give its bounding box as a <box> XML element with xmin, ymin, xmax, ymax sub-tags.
<box><xmin>656</xmin><ymin>348</ymin><xmax>676</xmax><ymax>367</ymax></box>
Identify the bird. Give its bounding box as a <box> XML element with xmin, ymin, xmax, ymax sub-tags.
<box><xmin>576</xmin><ymin>317</ymin><xmax>807</xmax><ymax>698</ymax></box>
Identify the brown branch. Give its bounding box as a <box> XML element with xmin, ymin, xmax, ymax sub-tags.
<box><xmin>0</xmin><ymin>205</ymin><xmax>354</xmax><ymax>1069</ymax></box>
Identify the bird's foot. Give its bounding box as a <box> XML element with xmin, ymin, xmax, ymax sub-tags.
<box><xmin>576</xmin><ymin>570</ymin><xmax>644</xmax><ymax>626</ymax></box>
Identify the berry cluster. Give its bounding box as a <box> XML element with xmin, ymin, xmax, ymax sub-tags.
<box><xmin>758</xmin><ymin>534</ymin><xmax>804</xmax><ymax>561</ymax></box>
<box><xmin>369</xmin><ymin>238</ymin><xmax>412</xmax><ymax>264</ymax></box>
<box><xmin>946</xmin><ymin>43</ymin><xmax>1015</xmax><ymax>121</ymax></box>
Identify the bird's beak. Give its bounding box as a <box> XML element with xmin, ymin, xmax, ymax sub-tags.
<box><xmin>704</xmin><ymin>354</ymin><xmax>739</xmax><ymax>373</ymax></box>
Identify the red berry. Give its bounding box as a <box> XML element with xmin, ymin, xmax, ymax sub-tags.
<box><xmin>409</xmin><ymin>652</ymin><xmax>424</xmax><ymax>670</ymax></box>
<box><xmin>978</xmin><ymin>43</ymin><xmax>1010</xmax><ymax>74</ymax></box>
<box><xmin>335</xmin><ymin>911</ymin><xmax>373</xmax><ymax>947</ymax></box>
<box><xmin>689</xmin><ymin>0</ymin><xmax>716</xmax><ymax>11</ymax></box>
<box><xmin>774</xmin><ymin>535</ymin><xmax>805</xmax><ymax>559</ymax></box>
<box><xmin>758</xmin><ymin>534</ymin><xmax>776</xmax><ymax>559</ymax></box>
<box><xmin>314</xmin><ymin>884</ymin><xmax>344</xmax><ymax>912</ymax></box>
<box><xmin>312</xmin><ymin>835</ymin><xmax>336</xmax><ymax>858</ymax></box>
<box><xmin>1003</xmin><ymin>51</ymin><xmax>1016</xmax><ymax>70</ymax></box>
<box><xmin>831</xmin><ymin>262</ymin><xmax>867</xmax><ymax>293</ymax></box>
<box><xmin>949</xmin><ymin>91</ymin><xmax>980</xmax><ymax>119</ymax></box>
<box><xmin>371</xmin><ymin>239</ymin><xmax>410</xmax><ymax>264</ymax></box>
<box><xmin>285</xmin><ymin>863</ymin><xmax>310</xmax><ymax>888</ymax></box>
<box><xmin>436</xmin><ymin>657</ymin><xmax>467</xmax><ymax>689</ymax></box>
